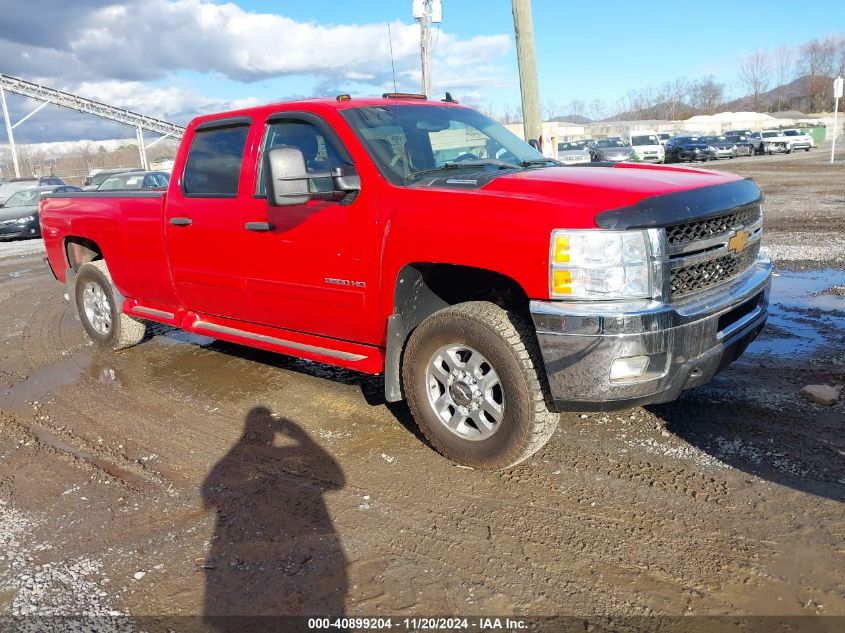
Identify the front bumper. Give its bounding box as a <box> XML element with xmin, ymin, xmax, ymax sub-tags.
<box><xmin>678</xmin><ymin>149</ymin><xmax>710</xmax><ymax>161</ymax></box>
<box><xmin>530</xmin><ymin>258</ymin><xmax>771</xmax><ymax>411</ymax></box>
<box><xmin>0</xmin><ymin>217</ymin><xmax>40</xmax><ymax>240</ymax></box>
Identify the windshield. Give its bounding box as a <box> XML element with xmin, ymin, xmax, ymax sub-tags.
<box><xmin>596</xmin><ymin>139</ymin><xmax>627</xmax><ymax>148</ymax></box>
<box><xmin>0</xmin><ymin>181</ymin><xmax>37</xmax><ymax>198</ymax></box>
<box><xmin>678</xmin><ymin>137</ymin><xmax>702</xmax><ymax>145</ymax></box>
<box><xmin>341</xmin><ymin>105</ymin><xmax>546</xmax><ymax>184</ymax></box>
<box><xmin>762</xmin><ymin>132</ymin><xmax>780</xmax><ymax>138</ymax></box>
<box><xmin>4</xmin><ymin>189</ymin><xmax>41</xmax><ymax>207</ymax></box>
<box><xmin>89</xmin><ymin>170</ymin><xmax>136</xmax><ymax>187</ymax></box>
<box><xmin>630</xmin><ymin>135</ymin><xmax>659</xmax><ymax>146</ymax></box>
<box><xmin>558</xmin><ymin>141</ymin><xmax>587</xmax><ymax>151</ymax></box>
<box><xmin>782</xmin><ymin>130</ymin><xmax>800</xmax><ymax>136</ymax></box>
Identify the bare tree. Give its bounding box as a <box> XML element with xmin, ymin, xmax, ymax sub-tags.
<box><xmin>688</xmin><ymin>76</ymin><xmax>724</xmax><ymax>115</ymax></box>
<box><xmin>738</xmin><ymin>49</ymin><xmax>771</xmax><ymax>112</ymax></box>
<box><xmin>588</xmin><ymin>99</ymin><xmax>607</xmax><ymax>122</ymax></box>
<box><xmin>799</xmin><ymin>36</ymin><xmax>838</xmax><ymax>112</ymax></box>
<box><xmin>773</xmin><ymin>45</ymin><xmax>794</xmax><ymax>111</ymax></box>
<box><xmin>501</xmin><ymin>103</ymin><xmax>521</xmax><ymax>124</ymax></box>
<box><xmin>566</xmin><ymin>99</ymin><xmax>586</xmax><ymax>119</ymax></box>
<box><xmin>657</xmin><ymin>77</ymin><xmax>690</xmax><ymax>120</ymax></box>
<box><xmin>542</xmin><ymin>98</ymin><xmax>562</xmax><ymax>121</ymax></box>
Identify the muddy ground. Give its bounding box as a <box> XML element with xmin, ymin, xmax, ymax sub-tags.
<box><xmin>0</xmin><ymin>148</ymin><xmax>843</xmax><ymax>628</ymax></box>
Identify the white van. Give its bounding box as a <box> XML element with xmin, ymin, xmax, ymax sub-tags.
<box><xmin>624</xmin><ymin>130</ymin><xmax>665</xmax><ymax>163</ymax></box>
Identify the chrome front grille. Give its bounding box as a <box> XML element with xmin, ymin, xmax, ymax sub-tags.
<box><xmin>665</xmin><ymin>205</ymin><xmax>761</xmax><ymax>246</ymax></box>
<box><xmin>655</xmin><ymin>204</ymin><xmax>764</xmax><ymax>301</ymax></box>
<box><xmin>670</xmin><ymin>240</ymin><xmax>761</xmax><ymax>299</ymax></box>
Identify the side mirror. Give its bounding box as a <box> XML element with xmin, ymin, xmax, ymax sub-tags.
<box><xmin>264</xmin><ymin>146</ymin><xmax>310</xmax><ymax>206</ymax></box>
<box><xmin>528</xmin><ymin>139</ymin><xmax>541</xmax><ymax>151</ymax></box>
<box><xmin>264</xmin><ymin>145</ymin><xmax>362</xmax><ymax>207</ymax></box>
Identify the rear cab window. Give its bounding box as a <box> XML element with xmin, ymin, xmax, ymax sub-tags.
<box><xmin>183</xmin><ymin>122</ymin><xmax>250</xmax><ymax>197</ymax></box>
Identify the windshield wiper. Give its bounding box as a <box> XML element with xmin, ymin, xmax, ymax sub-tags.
<box><xmin>408</xmin><ymin>159</ymin><xmax>520</xmax><ymax>179</ymax></box>
<box><xmin>521</xmin><ymin>158</ymin><xmax>562</xmax><ymax>167</ymax></box>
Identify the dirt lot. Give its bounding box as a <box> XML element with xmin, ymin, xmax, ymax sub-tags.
<box><xmin>0</xmin><ymin>148</ymin><xmax>843</xmax><ymax>629</ymax></box>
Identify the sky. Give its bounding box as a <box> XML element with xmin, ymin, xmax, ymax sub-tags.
<box><xmin>0</xmin><ymin>0</ymin><xmax>843</xmax><ymax>144</ymax></box>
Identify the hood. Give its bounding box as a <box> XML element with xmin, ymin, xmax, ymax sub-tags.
<box><xmin>0</xmin><ymin>204</ymin><xmax>38</xmax><ymax>222</ymax></box>
<box><xmin>476</xmin><ymin>163</ymin><xmax>741</xmax><ymax>216</ymax></box>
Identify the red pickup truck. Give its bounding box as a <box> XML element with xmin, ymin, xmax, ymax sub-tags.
<box><xmin>40</xmin><ymin>95</ymin><xmax>771</xmax><ymax>470</ymax></box>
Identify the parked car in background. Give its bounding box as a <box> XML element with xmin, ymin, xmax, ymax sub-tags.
<box><xmin>0</xmin><ymin>184</ymin><xmax>81</xmax><ymax>239</ymax></box>
<box><xmin>701</xmin><ymin>135</ymin><xmax>738</xmax><ymax>160</ymax></box>
<box><xmin>97</xmin><ymin>171</ymin><xmax>170</xmax><ymax>191</ymax></box>
<box><xmin>725</xmin><ymin>129</ymin><xmax>753</xmax><ymax>138</ymax></box>
<box><xmin>83</xmin><ymin>168</ymin><xmax>145</xmax><ymax>191</ymax></box>
<box><xmin>624</xmin><ymin>130</ymin><xmax>665</xmax><ymax>163</ymax></box>
<box><xmin>590</xmin><ymin>139</ymin><xmax>636</xmax><ymax>162</ymax></box>
<box><xmin>749</xmin><ymin>131</ymin><xmax>790</xmax><ymax>155</ymax></box>
<box><xmin>780</xmin><ymin>128</ymin><xmax>813</xmax><ymax>151</ymax></box>
<box><xmin>724</xmin><ymin>134</ymin><xmax>755</xmax><ymax>157</ymax></box>
<box><xmin>664</xmin><ymin>136</ymin><xmax>712</xmax><ymax>163</ymax></box>
<box><xmin>556</xmin><ymin>140</ymin><xmax>592</xmax><ymax>165</ymax></box>
<box><xmin>0</xmin><ymin>176</ymin><xmax>67</xmax><ymax>206</ymax></box>
<box><xmin>656</xmin><ymin>132</ymin><xmax>673</xmax><ymax>145</ymax></box>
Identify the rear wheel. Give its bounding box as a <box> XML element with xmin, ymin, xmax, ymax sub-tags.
<box><xmin>402</xmin><ymin>302</ymin><xmax>559</xmax><ymax>470</ymax></box>
<box><xmin>75</xmin><ymin>261</ymin><xmax>146</xmax><ymax>350</ymax></box>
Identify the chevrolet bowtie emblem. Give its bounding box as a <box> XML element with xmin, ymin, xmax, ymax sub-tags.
<box><xmin>728</xmin><ymin>229</ymin><xmax>749</xmax><ymax>254</ymax></box>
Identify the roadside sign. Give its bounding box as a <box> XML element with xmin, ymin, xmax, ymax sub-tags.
<box><xmin>835</xmin><ymin>77</ymin><xmax>844</xmax><ymax>99</ymax></box>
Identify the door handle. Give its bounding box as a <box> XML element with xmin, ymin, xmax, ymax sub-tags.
<box><xmin>245</xmin><ymin>222</ymin><xmax>274</xmax><ymax>232</ymax></box>
<box><xmin>169</xmin><ymin>217</ymin><xmax>192</xmax><ymax>226</ymax></box>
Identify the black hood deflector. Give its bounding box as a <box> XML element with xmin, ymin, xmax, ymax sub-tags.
<box><xmin>596</xmin><ymin>178</ymin><xmax>762</xmax><ymax>229</ymax></box>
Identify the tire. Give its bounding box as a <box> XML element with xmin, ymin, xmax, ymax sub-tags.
<box><xmin>402</xmin><ymin>301</ymin><xmax>559</xmax><ymax>470</ymax></box>
<box><xmin>75</xmin><ymin>260</ymin><xmax>146</xmax><ymax>350</ymax></box>
<box><xmin>805</xmin><ymin>148</ymin><xmax>810</xmax><ymax>152</ymax></box>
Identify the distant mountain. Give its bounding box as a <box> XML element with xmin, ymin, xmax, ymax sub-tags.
<box><xmin>721</xmin><ymin>75</ymin><xmax>819</xmax><ymax>113</ymax></box>
<box><xmin>600</xmin><ymin>75</ymin><xmax>836</xmax><ymax>122</ymax></box>
<box><xmin>549</xmin><ymin>114</ymin><xmax>593</xmax><ymax>124</ymax></box>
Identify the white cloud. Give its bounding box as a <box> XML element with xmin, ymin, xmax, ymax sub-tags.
<box><xmin>0</xmin><ymin>0</ymin><xmax>513</xmax><ymax>141</ymax></box>
<box><xmin>12</xmin><ymin>0</ymin><xmax>510</xmax><ymax>87</ymax></box>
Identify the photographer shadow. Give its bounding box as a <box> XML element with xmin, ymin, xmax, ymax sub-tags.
<box><xmin>202</xmin><ymin>406</ymin><xmax>347</xmax><ymax>631</ymax></box>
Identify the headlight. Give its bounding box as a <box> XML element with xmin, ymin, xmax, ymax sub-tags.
<box><xmin>549</xmin><ymin>229</ymin><xmax>652</xmax><ymax>299</ymax></box>
<box><xmin>14</xmin><ymin>215</ymin><xmax>36</xmax><ymax>225</ymax></box>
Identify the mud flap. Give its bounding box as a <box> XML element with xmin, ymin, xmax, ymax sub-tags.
<box><xmin>64</xmin><ymin>268</ymin><xmax>78</xmax><ymax>316</ymax></box>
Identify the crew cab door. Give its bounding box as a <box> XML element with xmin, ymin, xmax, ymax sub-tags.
<box><xmin>165</xmin><ymin>117</ymin><xmax>252</xmax><ymax>319</ymax></box>
<box><xmin>239</xmin><ymin>112</ymin><xmax>381</xmax><ymax>344</ymax></box>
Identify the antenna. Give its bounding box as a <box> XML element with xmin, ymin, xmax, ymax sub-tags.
<box><xmin>387</xmin><ymin>24</ymin><xmax>398</xmax><ymax>94</ymax></box>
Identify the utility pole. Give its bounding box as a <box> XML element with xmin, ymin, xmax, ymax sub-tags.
<box><xmin>831</xmin><ymin>76</ymin><xmax>843</xmax><ymax>164</ymax></box>
<box><xmin>413</xmin><ymin>0</ymin><xmax>441</xmax><ymax>97</ymax></box>
<box><xmin>511</xmin><ymin>0</ymin><xmax>542</xmax><ymax>145</ymax></box>
<box><xmin>0</xmin><ymin>86</ymin><xmax>21</xmax><ymax>178</ymax></box>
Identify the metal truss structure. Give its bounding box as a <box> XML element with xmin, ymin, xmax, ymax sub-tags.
<box><xmin>0</xmin><ymin>73</ymin><xmax>185</xmax><ymax>178</ymax></box>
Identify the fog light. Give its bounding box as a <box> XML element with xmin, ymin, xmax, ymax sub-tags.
<box><xmin>610</xmin><ymin>355</ymin><xmax>650</xmax><ymax>381</ymax></box>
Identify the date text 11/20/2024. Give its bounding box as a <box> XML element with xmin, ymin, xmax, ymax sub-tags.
<box><xmin>307</xmin><ymin>616</ymin><xmax>528</xmax><ymax>629</ymax></box>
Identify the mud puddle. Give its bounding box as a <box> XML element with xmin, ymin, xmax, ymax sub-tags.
<box><xmin>749</xmin><ymin>268</ymin><xmax>845</xmax><ymax>357</ymax></box>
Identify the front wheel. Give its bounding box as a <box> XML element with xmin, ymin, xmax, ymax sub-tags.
<box><xmin>75</xmin><ymin>261</ymin><xmax>146</xmax><ymax>350</ymax></box>
<box><xmin>402</xmin><ymin>302</ymin><xmax>559</xmax><ymax>470</ymax></box>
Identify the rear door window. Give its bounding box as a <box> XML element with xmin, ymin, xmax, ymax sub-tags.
<box><xmin>183</xmin><ymin>124</ymin><xmax>250</xmax><ymax>196</ymax></box>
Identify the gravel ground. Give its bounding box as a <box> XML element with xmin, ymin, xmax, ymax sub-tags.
<box><xmin>0</xmin><ymin>150</ymin><xmax>843</xmax><ymax>629</ymax></box>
